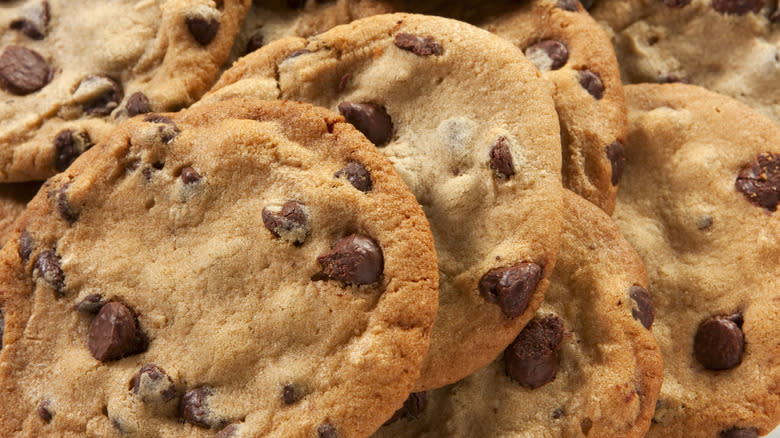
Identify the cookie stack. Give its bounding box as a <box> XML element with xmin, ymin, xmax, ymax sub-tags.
<box><xmin>0</xmin><ymin>1</ymin><xmax>778</xmax><ymax>437</ymax></box>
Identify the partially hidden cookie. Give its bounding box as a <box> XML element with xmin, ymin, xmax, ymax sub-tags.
<box><xmin>0</xmin><ymin>0</ymin><xmax>251</xmax><ymax>182</ymax></box>
<box><xmin>203</xmin><ymin>13</ymin><xmax>564</xmax><ymax>391</ymax></box>
<box><xmin>591</xmin><ymin>0</ymin><xmax>780</xmax><ymax>125</ymax></box>
<box><xmin>0</xmin><ymin>98</ymin><xmax>439</xmax><ymax>437</ymax></box>
<box><xmin>614</xmin><ymin>83</ymin><xmax>780</xmax><ymax>437</ymax></box>
<box><xmin>373</xmin><ymin>190</ymin><xmax>663</xmax><ymax>438</ymax></box>
<box><xmin>0</xmin><ymin>182</ymin><xmax>40</xmax><ymax>247</ymax></box>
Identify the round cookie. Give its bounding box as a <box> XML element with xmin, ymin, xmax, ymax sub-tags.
<box><xmin>0</xmin><ymin>182</ymin><xmax>40</xmax><ymax>248</ymax></box>
<box><xmin>373</xmin><ymin>190</ymin><xmax>663</xmax><ymax>438</ymax></box>
<box><xmin>614</xmin><ymin>83</ymin><xmax>780</xmax><ymax>437</ymax></box>
<box><xmin>203</xmin><ymin>13</ymin><xmax>565</xmax><ymax>391</ymax></box>
<box><xmin>0</xmin><ymin>0</ymin><xmax>251</xmax><ymax>182</ymax></box>
<box><xmin>0</xmin><ymin>98</ymin><xmax>439</xmax><ymax>437</ymax></box>
<box><xmin>591</xmin><ymin>0</ymin><xmax>780</xmax><ymax>125</ymax></box>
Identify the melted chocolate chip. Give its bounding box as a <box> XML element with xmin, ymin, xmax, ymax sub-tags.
<box><xmin>34</xmin><ymin>250</ymin><xmax>65</xmax><ymax>296</ymax></box>
<box><xmin>525</xmin><ymin>40</ymin><xmax>569</xmax><ymax>72</ymax></box>
<box><xmin>505</xmin><ymin>315</ymin><xmax>565</xmax><ymax>388</ymax></box>
<box><xmin>394</xmin><ymin>33</ymin><xmax>444</xmax><ymax>56</ymax></box>
<box><xmin>317</xmin><ymin>234</ymin><xmax>384</xmax><ymax>285</ymax></box>
<box><xmin>10</xmin><ymin>1</ymin><xmax>50</xmax><ymax>40</ymax></box>
<box><xmin>663</xmin><ymin>0</ymin><xmax>692</xmax><ymax>7</ymax></box>
<box><xmin>0</xmin><ymin>45</ymin><xmax>50</xmax><ymax>95</ymax></box>
<box><xmin>557</xmin><ymin>0</ymin><xmax>582</xmax><ymax>11</ymax></box>
<box><xmin>180</xmin><ymin>167</ymin><xmax>201</xmax><ymax>185</ymax></box>
<box><xmin>489</xmin><ymin>137</ymin><xmax>515</xmax><ymax>179</ymax></box>
<box><xmin>479</xmin><ymin>263</ymin><xmax>542</xmax><ymax>319</ymax></box>
<box><xmin>721</xmin><ymin>427</ymin><xmax>759</xmax><ymax>438</ymax></box>
<box><xmin>73</xmin><ymin>294</ymin><xmax>105</xmax><ymax>314</ymax></box>
<box><xmin>186</xmin><ymin>15</ymin><xmax>220</xmax><ymax>45</ymax></box>
<box><xmin>88</xmin><ymin>302</ymin><xmax>146</xmax><ymax>362</ymax></box>
<box><xmin>629</xmin><ymin>285</ymin><xmax>655</xmax><ymax>329</ymax></box>
<box><xmin>694</xmin><ymin>313</ymin><xmax>745</xmax><ymax>370</ymax></box>
<box><xmin>133</xmin><ymin>364</ymin><xmax>177</xmax><ymax>403</ymax></box>
<box><xmin>125</xmin><ymin>92</ymin><xmax>152</xmax><ymax>117</ymax></box>
<box><xmin>384</xmin><ymin>392</ymin><xmax>428</xmax><ymax>425</ymax></box>
<box><xmin>182</xmin><ymin>387</ymin><xmax>222</xmax><ymax>428</ymax></box>
<box><xmin>19</xmin><ymin>230</ymin><xmax>33</xmax><ymax>263</ymax></box>
<box><xmin>318</xmin><ymin>424</ymin><xmax>338</xmax><ymax>438</ymax></box>
<box><xmin>73</xmin><ymin>75</ymin><xmax>123</xmax><ymax>116</ymax></box>
<box><xmin>337</xmin><ymin>102</ymin><xmax>393</xmax><ymax>147</ymax></box>
<box><xmin>335</xmin><ymin>162</ymin><xmax>373</xmax><ymax>192</ymax></box>
<box><xmin>262</xmin><ymin>201</ymin><xmax>310</xmax><ymax>245</ymax></box>
<box><xmin>54</xmin><ymin>129</ymin><xmax>92</xmax><ymax>172</ymax></box>
<box><xmin>37</xmin><ymin>400</ymin><xmax>53</xmax><ymax>423</ymax></box>
<box><xmin>246</xmin><ymin>31</ymin><xmax>265</xmax><ymax>53</ymax></box>
<box><xmin>606</xmin><ymin>141</ymin><xmax>626</xmax><ymax>186</ymax></box>
<box><xmin>711</xmin><ymin>0</ymin><xmax>763</xmax><ymax>15</ymax></box>
<box><xmin>736</xmin><ymin>152</ymin><xmax>780</xmax><ymax>211</ymax></box>
<box><xmin>53</xmin><ymin>183</ymin><xmax>78</xmax><ymax>223</ymax></box>
<box><xmin>282</xmin><ymin>384</ymin><xmax>298</xmax><ymax>405</ymax></box>
<box><xmin>578</xmin><ymin>70</ymin><xmax>604</xmax><ymax>100</ymax></box>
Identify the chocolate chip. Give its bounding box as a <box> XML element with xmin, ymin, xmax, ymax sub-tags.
<box><xmin>479</xmin><ymin>263</ymin><xmax>542</xmax><ymax>319</ymax></box>
<box><xmin>287</xmin><ymin>0</ymin><xmax>306</xmax><ymax>7</ymax></box>
<box><xmin>54</xmin><ymin>129</ymin><xmax>92</xmax><ymax>172</ymax></box>
<box><xmin>696</xmin><ymin>215</ymin><xmax>714</xmax><ymax>230</ymax></box>
<box><xmin>335</xmin><ymin>162</ymin><xmax>373</xmax><ymax>192</ymax></box>
<box><xmin>489</xmin><ymin>137</ymin><xmax>515</xmax><ymax>179</ymax></box>
<box><xmin>663</xmin><ymin>0</ymin><xmax>692</xmax><ymax>7</ymax></box>
<box><xmin>556</xmin><ymin>0</ymin><xmax>581</xmax><ymax>11</ymax></box>
<box><xmin>182</xmin><ymin>387</ymin><xmax>223</xmax><ymax>428</ymax></box>
<box><xmin>282</xmin><ymin>384</ymin><xmax>298</xmax><ymax>404</ymax></box>
<box><xmin>384</xmin><ymin>392</ymin><xmax>428</xmax><ymax>425</ymax></box>
<box><xmin>394</xmin><ymin>33</ymin><xmax>444</xmax><ymax>56</ymax></box>
<box><xmin>525</xmin><ymin>40</ymin><xmax>569</xmax><ymax>72</ymax></box>
<box><xmin>0</xmin><ymin>45</ymin><xmax>50</xmax><ymax>95</ymax></box>
<box><xmin>286</xmin><ymin>49</ymin><xmax>311</xmax><ymax>59</ymax></box>
<box><xmin>19</xmin><ymin>230</ymin><xmax>33</xmax><ymax>263</ymax></box>
<box><xmin>262</xmin><ymin>201</ymin><xmax>310</xmax><ymax>246</ymax></box>
<box><xmin>52</xmin><ymin>183</ymin><xmax>78</xmax><ymax>223</ymax></box>
<box><xmin>318</xmin><ymin>424</ymin><xmax>338</xmax><ymax>438</ymax></box>
<box><xmin>88</xmin><ymin>302</ymin><xmax>146</xmax><ymax>362</ymax></box>
<box><xmin>694</xmin><ymin>313</ymin><xmax>745</xmax><ymax>370</ymax></box>
<box><xmin>317</xmin><ymin>234</ymin><xmax>384</xmax><ymax>285</ymax></box>
<box><xmin>579</xmin><ymin>0</ymin><xmax>595</xmax><ymax>9</ymax></box>
<box><xmin>771</xmin><ymin>9</ymin><xmax>780</xmax><ymax>22</ymax></box>
<box><xmin>133</xmin><ymin>364</ymin><xmax>177</xmax><ymax>403</ymax></box>
<box><xmin>246</xmin><ymin>31</ymin><xmax>264</xmax><ymax>53</ymax></box>
<box><xmin>721</xmin><ymin>427</ymin><xmax>759</xmax><ymax>438</ymax></box>
<box><xmin>186</xmin><ymin>15</ymin><xmax>220</xmax><ymax>45</ymax></box>
<box><xmin>34</xmin><ymin>250</ymin><xmax>65</xmax><ymax>296</ymax></box>
<box><xmin>578</xmin><ymin>70</ymin><xmax>604</xmax><ymax>100</ymax></box>
<box><xmin>73</xmin><ymin>294</ymin><xmax>105</xmax><ymax>314</ymax></box>
<box><xmin>606</xmin><ymin>141</ymin><xmax>626</xmax><ymax>186</ymax></box>
<box><xmin>711</xmin><ymin>0</ymin><xmax>763</xmax><ymax>15</ymax></box>
<box><xmin>144</xmin><ymin>114</ymin><xmax>180</xmax><ymax>143</ymax></box>
<box><xmin>125</xmin><ymin>92</ymin><xmax>151</xmax><ymax>117</ymax></box>
<box><xmin>0</xmin><ymin>309</ymin><xmax>4</xmax><ymax>350</ymax></box>
<box><xmin>581</xmin><ymin>417</ymin><xmax>593</xmax><ymax>435</ymax></box>
<box><xmin>10</xmin><ymin>1</ymin><xmax>50</xmax><ymax>40</ymax></box>
<box><xmin>337</xmin><ymin>102</ymin><xmax>393</xmax><ymax>147</ymax></box>
<box><xmin>37</xmin><ymin>400</ymin><xmax>53</xmax><ymax>423</ymax></box>
<box><xmin>180</xmin><ymin>167</ymin><xmax>201</xmax><ymax>185</ymax></box>
<box><xmin>216</xmin><ymin>424</ymin><xmax>240</xmax><ymax>438</ymax></box>
<box><xmin>629</xmin><ymin>285</ymin><xmax>655</xmax><ymax>329</ymax></box>
<box><xmin>736</xmin><ymin>152</ymin><xmax>780</xmax><ymax>211</ymax></box>
<box><xmin>504</xmin><ymin>315</ymin><xmax>565</xmax><ymax>388</ymax></box>
<box><xmin>552</xmin><ymin>408</ymin><xmax>563</xmax><ymax>419</ymax></box>
<box><xmin>72</xmin><ymin>75</ymin><xmax>123</xmax><ymax>116</ymax></box>
<box><xmin>337</xmin><ymin>73</ymin><xmax>351</xmax><ymax>92</ymax></box>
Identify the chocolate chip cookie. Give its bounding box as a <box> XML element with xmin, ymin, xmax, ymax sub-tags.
<box><xmin>0</xmin><ymin>98</ymin><xmax>439</xmax><ymax>437</ymax></box>
<box><xmin>0</xmin><ymin>0</ymin><xmax>251</xmax><ymax>182</ymax></box>
<box><xmin>203</xmin><ymin>13</ymin><xmax>565</xmax><ymax>391</ymax></box>
<box><xmin>613</xmin><ymin>83</ymin><xmax>780</xmax><ymax>437</ymax></box>
<box><xmin>0</xmin><ymin>182</ymin><xmax>40</xmax><ymax>247</ymax></box>
<box><xmin>374</xmin><ymin>190</ymin><xmax>663</xmax><ymax>438</ymax></box>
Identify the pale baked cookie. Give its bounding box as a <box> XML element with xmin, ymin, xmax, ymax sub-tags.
<box><xmin>614</xmin><ymin>83</ymin><xmax>780</xmax><ymax>437</ymax></box>
<box><xmin>0</xmin><ymin>0</ymin><xmax>251</xmax><ymax>182</ymax></box>
<box><xmin>373</xmin><ymin>191</ymin><xmax>663</xmax><ymax>438</ymax></box>
<box><xmin>591</xmin><ymin>0</ymin><xmax>780</xmax><ymax>125</ymax></box>
<box><xmin>0</xmin><ymin>98</ymin><xmax>439</xmax><ymax>437</ymax></box>
<box><xmin>203</xmin><ymin>13</ymin><xmax>564</xmax><ymax>391</ymax></box>
<box><xmin>0</xmin><ymin>182</ymin><xmax>40</xmax><ymax>247</ymax></box>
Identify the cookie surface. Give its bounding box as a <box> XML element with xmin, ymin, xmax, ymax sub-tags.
<box><xmin>614</xmin><ymin>83</ymin><xmax>780</xmax><ymax>437</ymax></box>
<box><xmin>0</xmin><ymin>98</ymin><xmax>439</xmax><ymax>437</ymax></box>
<box><xmin>0</xmin><ymin>182</ymin><xmax>40</xmax><ymax>247</ymax></box>
<box><xmin>204</xmin><ymin>13</ymin><xmax>564</xmax><ymax>391</ymax></box>
<box><xmin>0</xmin><ymin>0</ymin><xmax>250</xmax><ymax>182</ymax></box>
<box><xmin>591</xmin><ymin>0</ymin><xmax>780</xmax><ymax>125</ymax></box>
<box><xmin>374</xmin><ymin>191</ymin><xmax>663</xmax><ymax>438</ymax></box>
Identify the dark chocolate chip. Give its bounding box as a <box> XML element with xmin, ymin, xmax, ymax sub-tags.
<box><xmin>216</xmin><ymin>424</ymin><xmax>240</xmax><ymax>438</ymax></box>
<box><xmin>711</xmin><ymin>0</ymin><xmax>763</xmax><ymax>15</ymax></box>
<box><xmin>721</xmin><ymin>427</ymin><xmax>759</xmax><ymax>438</ymax></box>
<box><xmin>87</xmin><ymin>302</ymin><xmax>146</xmax><ymax>362</ymax></box>
<box><xmin>0</xmin><ymin>45</ymin><xmax>50</xmax><ymax>95</ymax></box>
<box><xmin>186</xmin><ymin>15</ymin><xmax>220</xmax><ymax>45</ymax></box>
<box><xmin>125</xmin><ymin>92</ymin><xmax>152</xmax><ymax>117</ymax></box>
<box><xmin>73</xmin><ymin>75</ymin><xmax>123</xmax><ymax>116</ymax></box>
<box><xmin>629</xmin><ymin>285</ymin><xmax>655</xmax><ymax>329</ymax></box>
<box><xmin>52</xmin><ymin>183</ymin><xmax>78</xmax><ymax>223</ymax></box>
<box><xmin>736</xmin><ymin>152</ymin><xmax>780</xmax><ymax>211</ymax></box>
<box><xmin>286</xmin><ymin>49</ymin><xmax>311</xmax><ymax>59</ymax></box>
<box><xmin>182</xmin><ymin>387</ymin><xmax>222</xmax><ymax>428</ymax></box>
<box><xmin>606</xmin><ymin>141</ymin><xmax>626</xmax><ymax>186</ymax></box>
<box><xmin>394</xmin><ymin>33</ymin><xmax>444</xmax><ymax>56</ymax></box>
<box><xmin>262</xmin><ymin>201</ymin><xmax>310</xmax><ymax>245</ymax></box>
<box><xmin>581</xmin><ymin>417</ymin><xmax>593</xmax><ymax>435</ymax></box>
<box><xmin>552</xmin><ymin>408</ymin><xmax>563</xmax><ymax>419</ymax></box>
<box><xmin>246</xmin><ymin>31</ymin><xmax>265</xmax><ymax>53</ymax></box>
<box><xmin>10</xmin><ymin>1</ymin><xmax>50</xmax><ymax>40</ymax></box>
<box><xmin>579</xmin><ymin>0</ymin><xmax>595</xmax><ymax>9</ymax></box>
<box><xmin>556</xmin><ymin>0</ymin><xmax>582</xmax><ymax>11</ymax></box>
<box><xmin>282</xmin><ymin>384</ymin><xmax>298</xmax><ymax>405</ymax></box>
<box><xmin>525</xmin><ymin>40</ymin><xmax>569</xmax><ymax>72</ymax></box>
<box><xmin>578</xmin><ymin>70</ymin><xmax>604</xmax><ymax>100</ymax></box>
<box><xmin>34</xmin><ymin>250</ymin><xmax>65</xmax><ymax>296</ymax></box>
<box><xmin>317</xmin><ymin>234</ymin><xmax>384</xmax><ymax>285</ymax></box>
<box><xmin>73</xmin><ymin>294</ymin><xmax>105</xmax><ymax>314</ymax></box>
<box><xmin>694</xmin><ymin>313</ymin><xmax>745</xmax><ymax>370</ymax></box>
<box><xmin>489</xmin><ymin>137</ymin><xmax>515</xmax><ymax>179</ymax></box>
<box><xmin>663</xmin><ymin>0</ymin><xmax>692</xmax><ymax>7</ymax></box>
<box><xmin>337</xmin><ymin>73</ymin><xmax>351</xmax><ymax>92</ymax></box>
<box><xmin>504</xmin><ymin>315</ymin><xmax>565</xmax><ymax>388</ymax></box>
<box><xmin>37</xmin><ymin>400</ymin><xmax>53</xmax><ymax>423</ymax></box>
<box><xmin>337</xmin><ymin>102</ymin><xmax>393</xmax><ymax>147</ymax></box>
<box><xmin>144</xmin><ymin>114</ymin><xmax>180</xmax><ymax>143</ymax></box>
<box><xmin>771</xmin><ymin>9</ymin><xmax>780</xmax><ymax>22</ymax></box>
<box><xmin>181</xmin><ymin>167</ymin><xmax>201</xmax><ymax>185</ymax></box>
<box><xmin>384</xmin><ymin>392</ymin><xmax>428</xmax><ymax>425</ymax></box>
<box><xmin>479</xmin><ymin>263</ymin><xmax>542</xmax><ymax>319</ymax></box>
<box><xmin>0</xmin><ymin>309</ymin><xmax>4</xmax><ymax>350</ymax></box>
<box><xmin>334</xmin><ymin>162</ymin><xmax>373</xmax><ymax>192</ymax></box>
<box><xmin>318</xmin><ymin>424</ymin><xmax>338</xmax><ymax>438</ymax></box>
<box><xmin>133</xmin><ymin>364</ymin><xmax>177</xmax><ymax>403</ymax></box>
<box><xmin>54</xmin><ymin>129</ymin><xmax>92</xmax><ymax>172</ymax></box>
<box><xmin>19</xmin><ymin>230</ymin><xmax>33</xmax><ymax>262</ymax></box>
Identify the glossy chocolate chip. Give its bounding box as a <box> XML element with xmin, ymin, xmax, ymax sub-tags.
<box><xmin>88</xmin><ymin>302</ymin><xmax>146</xmax><ymax>362</ymax></box>
<box><xmin>557</xmin><ymin>0</ymin><xmax>581</xmax><ymax>11</ymax></box>
<box><xmin>72</xmin><ymin>75</ymin><xmax>123</xmax><ymax>116</ymax></box>
<box><xmin>736</xmin><ymin>152</ymin><xmax>780</xmax><ymax>211</ymax></box>
<box><xmin>384</xmin><ymin>392</ymin><xmax>428</xmax><ymax>425</ymax></box>
<box><xmin>180</xmin><ymin>167</ymin><xmax>201</xmax><ymax>185</ymax></box>
<box><xmin>0</xmin><ymin>45</ymin><xmax>50</xmax><ymax>95</ymax></box>
<box><xmin>479</xmin><ymin>263</ymin><xmax>542</xmax><ymax>319</ymax></box>
<box><xmin>606</xmin><ymin>141</ymin><xmax>626</xmax><ymax>186</ymax></box>
<box><xmin>335</xmin><ymin>162</ymin><xmax>373</xmax><ymax>192</ymax></box>
<box><xmin>37</xmin><ymin>400</ymin><xmax>53</xmax><ymax>423</ymax></box>
<box><xmin>262</xmin><ymin>201</ymin><xmax>310</xmax><ymax>245</ymax></box>
<box><xmin>73</xmin><ymin>294</ymin><xmax>105</xmax><ymax>314</ymax></box>
<box><xmin>505</xmin><ymin>315</ymin><xmax>565</xmax><ymax>388</ymax></box>
<box><xmin>186</xmin><ymin>15</ymin><xmax>220</xmax><ymax>45</ymax></box>
<box><xmin>525</xmin><ymin>40</ymin><xmax>569</xmax><ymax>72</ymax></box>
<box><xmin>394</xmin><ymin>33</ymin><xmax>444</xmax><ymax>56</ymax></box>
<box><xmin>10</xmin><ymin>1</ymin><xmax>50</xmax><ymax>40</ymax></box>
<box><xmin>34</xmin><ymin>250</ymin><xmax>65</xmax><ymax>296</ymax></box>
<box><xmin>133</xmin><ymin>364</ymin><xmax>177</xmax><ymax>403</ymax></box>
<box><xmin>663</xmin><ymin>0</ymin><xmax>692</xmax><ymax>7</ymax></box>
<box><xmin>317</xmin><ymin>234</ymin><xmax>384</xmax><ymax>285</ymax></box>
<box><xmin>694</xmin><ymin>313</ymin><xmax>744</xmax><ymax>370</ymax></box>
<box><xmin>578</xmin><ymin>70</ymin><xmax>604</xmax><ymax>100</ymax></box>
<box><xmin>52</xmin><ymin>183</ymin><xmax>78</xmax><ymax>223</ymax></box>
<box><xmin>629</xmin><ymin>285</ymin><xmax>655</xmax><ymax>329</ymax></box>
<box><xmin>19</xmin><ymin>230</ymin><xmax>33</xmax><ymax>262</ymax></box>
<box><xmin>489</xmin><ymin>137</ymin><xmax>515</xmax><ymax>179</ymax></box>
<box><xmin>711</xmin><ymin>0</ymin><xmax>763</xmax><ymax>15</ymax></box>
<box><xmin>721</xmin><ymin>427</ymin><xmax>759</xmax><ymax>438</ymax></box>
<box><xmin>125</xmin><ymin>92</ymin><xmax>151</xmax><ymax>117</ymax></box>
<box><xmin>318</xmin><ymin>424</ymin><xmax>338</xmax><ymax>438</ymax></box>
<box><xmin>182</xmin><ymin>387</ymin><xmax>223</xmax><ymax>428</ymax></box>
<box><xmin>337</xmin><ymin>102</ymin><xmax>393</xmax><ymax>147</ymax></box>
<box><xmin>54</xmin><ymin>129</ymin><xmax>92</xmax><ymax>172</ymax></box>
<box><xmin>246</xmin><ymin>31</ymin><xmax>264</xmax><ymax>53</ymax></box>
